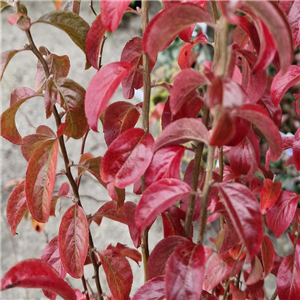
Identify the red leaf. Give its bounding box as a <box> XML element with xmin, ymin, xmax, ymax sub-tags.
<box><xmin>233</xmin><ymin>105</ymin><xmax>282</xmax><ymax>162</ymax></box>
<box><xmin>287</xmin><ymin>1</ymin><xmax>300</xmax><ymax>47</ymax></box>
<box><xmin>6</xmin><ymin>180</ymin><xmax>28</xmax><ymax>236</ymax></box>
<box><xmin>271</xmin><ymin>65</ymin><xmax>300</xmax><ymax>107</ymax></box>
<box><xmin>1</xmin><ymin>49</ymin><xmax>25</xmax><ymax>81</ymax></box>
<box><xmin>93</xmin><ymin>201</ymin><xmax>141</xmax><ymax>248</ymax></box>
<box><xmin>147</xmin><ymin>236</ymin><xmax>188</xmax><ymax>280</ymax></box>
<box><xmin>204</xmin><ymin>252</ymin><xmax>245</xmax><ymax>291</ymax></box>
<box><xmin>99</xmin><ymin>249</ymin><xmax>132</xmax><ymax>300</ymax></box>
<box><xmin>266</xmin><ymin>191</ymin><xmax>299</xmax><ymax>238</ymax></box>
<box><xmin>143</xmin><ymin>3</ymin><xmax>213</xmax><ymax>62</ymax></box>
<box><xmin>57</xmin><ymin>78</ymin><xmax>88</xmax><ymax>139</ymax></box>
<box><xmin>59</xmin><ymin>205</ymin><xmax>89</xmax><ymax>278</ymax></box>
<box><xmin>41</xmin><ymin>236</ymin><xmax>67</xmax><ymax>300</ymax></box>
<box><xmin>277</xmin><ymin>239</ymin><xmax>300</xmax><ymax>300</ymax></box>
<box><xmin>107</xmin><ymin>243</ymin><xmax>142</xmax><ymax>265</ymax></box>
<box><xmin>245</xmin><ymin>256</ymin><xmax>263</xmax><ymax>285</ymax></box>
<box><xmin>243</xmin><ymin>1</ymin><xmax>293</xmax><ymax>72</ymax></box>
<box><xmin>102</xmin><ymin>101</ymin><xmax>140</xmax><ymax>146</ymax></box>
<box><xmin>169</xmin><ymin>69</ymin><xmax>209</xmax><ymax>114</ymax></box>
<box><xmin>135</xmin><ymin>178</ymin><xmax>192</xmax><ymax>234</ymax></box>
<box><xmin>101</xmin><ymin>128</ymin><xmax>154</xmax><ymax>188</ymax></box>
<box><xmin>218</xmin><ymin>183</ymin><xmax>263</xmax><ymax>261</ymax></box>
<box><xmin>1</xmin><ymin>87</ymin><xmax>42</xmax><ymax>145</ymax></box>
<box><xmin>260</xmin><ymin>179</ymin><xmax>282</xmax><ymax>214</ymax></box>
<box><xmin>131</xmin><ymin>275</ymin><xmax>165</xmax><ymax>300</ymax></box>
<box><xmin>261</xmin><ymin>235</ymin><xmax>274</xmax><ymax>279</ymax></box>
<box><xmin>86</xmin><ymin>14</ymin><xmax>106</xmax><ymax>69</ymax></box>
<box><xmin>154</xmin><ymin>118</ymin><xmax>209</xmax><ymax>152</ymax></box>
<box><xmin>165</xmin><ymin>241</ymin><xmax>205</xmax><ymax>300</ymax></box>
<box><xmin>100</xmin><ymin>0</ymin><xmax>131</xmax><ymax>32</ymax></box>
<box><xmin>162</xmin><ymin>206</ymin><xmax>186</xmax><ymax>238</ymax></box>
<box><xmin>293</xmin><ymin>127</ymin><xmax>300</xmax><ymax>170</ymax></box>
<box><xmin>121</xmin><ymin>37</ymin><xmax>155</xmax><ymax>99</ymax></box>
<box><xmin>85</xmin><ymin>62</ymin><xmax>133</xmax><ymax>131</ymax></box>
<box><xmin>26</xmin><ymin>139</ymin><xmax>59</xmax><ymax>223</ymax></box>
<box><xmin>0</xmin><ymin>259</ymin><xmax>76</xmax><ymax>300</ymax></box>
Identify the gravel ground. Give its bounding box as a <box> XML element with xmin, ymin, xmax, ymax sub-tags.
<box><xmin>0</xmin><ymin>1</ymin><xmax>162</xmax><ymax>299</ymax></box>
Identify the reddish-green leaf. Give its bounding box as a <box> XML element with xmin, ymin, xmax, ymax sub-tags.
<box><xmin>204</xmin><ymin>252</ymin><xmax>245</xmax><ymax>291</ymax></box>
<box><xmin>243</xmin><ymin>1</ymin><xmax>293</xmax><ymax>72</ymax></box>
<box><xmin>131</xmin><ymin>275</ymin><xmax>165</xmax><ymax>300</ymax></box>
<box><xmin>57</xmin><ymin>78</ymin><xmax>88</xmax><ymax>139</ymax></box>
<box><xmin>86</xmin><ymin>14</ymin><xmax>106</xmax><ymax>69</ymax></box>
<box><xmin>260</xmin><ymin>179</ymin><xmax>282</xmax><ymax>214</ymax></box>
<box><xmin>271</xmin><ymin>65</ymin><xmax>300</xmax><ymax>107</ymax></box>
<box><xmin>277</xmin><ymin>239</ymin><xmax>300</xmax><ymax>300</ymax></box>
<box><xmin>266</xmin><ymin>191</ymin><xmax>299</xmax><ymax>238</ymax></box>
<box><xmin>1</xmin><ymin>49</ymin><xmax>25</xmax><ymax>81</ymax></box>
<box><xmin>98</xmin><ymin>249</ymin><xmax>132</xmax><ymax>300</ymax></box>
<box><xmin>0</xmin><ymin>259</ymin><xmax>76</xmax><ymax>300</ymax></box>
<box><xmin>143</xmin><ymin>3</ymin><xmax>213</xmax><ymax>62</ymax></box>
<box><xmin>35</xmin><ymin>11</ymin><xmax>90</xmax><ymax>53</ymax></box>
<box><xmin>218</xmin><ymin>183</ymin><xmax>263</xmax><ymax>261</ymax></box>
<box><xmin>59</xmin><ymin>205</ymin><xmax>89</xmax><ymax>278</ymax></box>
<box><xmin>102</xmin><ymin>101</ymin><xmax>140</xmax><ymax>146</ymax></box>
<box><xmin>6</xmin><ymin>180</ymin><xmax>28</xmax><ymax>236</ymax></box>
<box><xmin>233</xmin><ymin>105</ymin><xmax>282</xmax><ymax>162</ymax></box>
<box><xmin>154</xmin><ymin>118</ymin><xmax>209</xmax><ymax>152</ymax></box>
<box><xmin>1</xmin><ymin>87</ymin><xmax>42</xmax><ymax>145</ymax></box>
<box><xmin>169</xmin><ymin>69</ymin><xmax>209</xmax><ymax>114</ymax></box>
<box><xmin>85</xmin><ymin>62</ymin><xmax>133</xmax><ymax>131</ymax></box>
<box><xmin>261</xmin><ymin>235</ymin><xmax>274</xmax><ymax>279</ymax></box>
<box><xmin>26</xmin><ymin>139</ymin><xmax>58</xmax><ymax>223</ymax></box>
<box><xmin>21</xmin><ymin>126</ymin><xmax>56</xmax><ymax>161</ymax></box>
<box><xmin>101</xmin><ymin>128</ymin><xmax>154</xmax><ymax>188</ymax></box>
<box><xmin>147</xmin><ymin>236</ymin><xmax>188</xmax><ymax>280</ymax></box>
<box><xmin>165</xmin><ymin>241</ymin><xmax>205</xmax><ymax>300</ymax></box>
<box><xmin>100</xmin><ymin>0</ymin><xmax>131</xmax><ymax>32</ymax></box>
<box><xmin>135</xmin><ymin>178</ymin><xmax>192</xmax><ymax>233</ymax></box>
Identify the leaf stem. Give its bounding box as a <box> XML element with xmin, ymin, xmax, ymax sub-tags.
<box><xmin>184</xmin><ymin>105</ymin><xmax>209</xmax><ymax>238</ymax></box>
<box><xmin>141</xmin><ymin>0</ymin><xmax>151</xmax><ymax>282</ymax></box>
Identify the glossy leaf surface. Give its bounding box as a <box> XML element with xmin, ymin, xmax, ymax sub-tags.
<box><xmin>143</xmin><ymin>3</ymin><xmax>212</xmax><ymax>61</ymax></box>
<box><xmin>131</xmin><ymin>275</ymin><xmax>165</xmax><ymax>300</ymax></box>
<box><xmin>154</xmin><ymin>118</ymin><xmax>209</xmax><ymax>152</ymax></box>
<box><xmin>277</xmin><ymin>239</ymin><xmax>300</xmax><ymax>300</ymax></box>
<box><xmin>0</xmin><ymin>259</ymin><xmax>76</xmax><ymax>300</ymax></box>
<box><xmin>218</xmin><ymin>183</ymin><xmax>263</xmax><ymax>261</ymax></box>
<box><xmin>165</xmin><ymin>241</ymin><xmax>205</xmax><ymax>300</ymax></box>
<box><xmin>135</xmin><ymin>178</ymin><xmax>192</xmax><ymax>233</ymax></box>
<box><xmin>59</xmin><ymin>205</ymin><xmax>89</xmax><ymax>278</ymax></box>
<box><xmin>85</xmin><ymin>62</ymin><xmax>133</xmax><ymax>131</ymax></box>
<box><xmin>266</xmin><ymin>191</ymin><xmax>299</xmax><ymax>238</ymax></box>
<box><xmin>101</xmin><ymin>128</ymin><xmax>154</xmax><ymax>188</ymax></box>
<box><xmin>35</xmin><ymin>11</ymin><xmax>90</xmax><ymax>53</ymax></box>
<box><xmin>260</xmin><ymin>179</ymin><xmax>282</xmax><ymax>214</ymax></box>
<box><xmin>26</xmin><ymin>139</ymin><xmax>58</xmax><ymax>223</ymax></box>
<box><xmin>6</xmin><ymin>180</ymin><xmax>27</xmax><ymax>236</ymax></box>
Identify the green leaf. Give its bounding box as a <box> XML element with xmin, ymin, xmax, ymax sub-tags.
<box><xmin>34</xmin><ymin>11</ymin><xmax>90</xmax><ymax>53</ymax></box>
